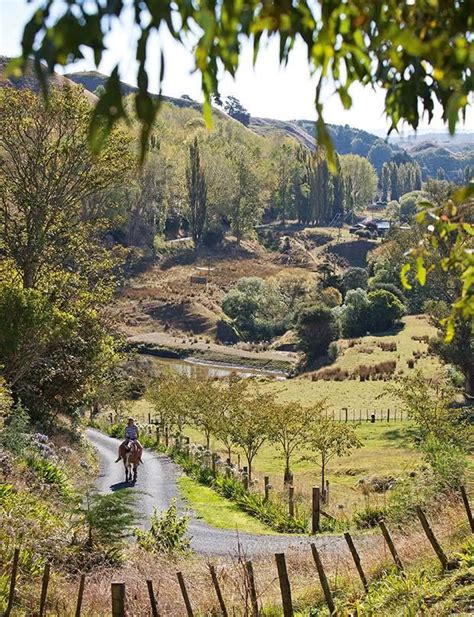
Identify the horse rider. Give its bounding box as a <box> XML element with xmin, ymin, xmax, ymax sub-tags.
<box><xmin>115</xmin><ymin>417</ymin><xmax>143</xmax><ymax>463</ymax></box>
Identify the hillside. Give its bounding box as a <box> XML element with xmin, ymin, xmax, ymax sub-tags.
<box><xmin>4</xmin><ymin>61</ymin><xmax>472</xmax><ymax>184</ymax></box>
<box><xmin>64</xmin><ymin>69</ymin><xmax>213</xmax><ymax>114</ymax></box>
<box><xmin>0</xmin><ymin>56</ymin><xmax>97</xmax><ymax>103</ymax></box>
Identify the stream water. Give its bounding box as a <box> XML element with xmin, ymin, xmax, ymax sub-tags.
<box><xmin>147</xmin><ymin>355</ymin><xmax>287</xmax><ymax>380</ymax></box>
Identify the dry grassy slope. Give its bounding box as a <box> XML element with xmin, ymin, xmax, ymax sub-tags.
<box><xmin>115</xmin><ymin>238</ymin><xmax>315</xmax><ymax>340</ymax></box>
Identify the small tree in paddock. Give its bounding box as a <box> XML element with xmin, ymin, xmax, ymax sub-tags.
<box><xmin>214</xmin><ymin>377</ymin><xmax>251</xmax><ymax>461</ymax></box>
<box><xmin>146</xmin><ymin>374</ymin><xmax>190</xmax><ymax>440</ymax></box>
<box><xmin>187</xmin><ymin>377</ymin><xmax>223</xmax><ymax>449</ymax></box>
<box><xmin>269</xmin><ymin>401</ymin><xmax>325</xmax><ymax>484</ymax></box>
<box><xmin>228</xmin><ymin>390</ymin><xmax>274</xmax><ymax>482</ymax></box>
<box><xmin>307</xmin><ymin>412</ymin><xmax>362</xmax><ymax>493</ymax></box>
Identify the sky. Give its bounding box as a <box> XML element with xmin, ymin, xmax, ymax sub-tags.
<box><xmin>1</xmin><ymin>0</ymin><xmax>472</xmax><ymax>136</ymax></box>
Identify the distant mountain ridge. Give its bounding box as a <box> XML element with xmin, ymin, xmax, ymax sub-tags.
<box><xmin>2</xmin><ymin>61</ymin><xmax>472</xmax><ymax>182</ymax></box>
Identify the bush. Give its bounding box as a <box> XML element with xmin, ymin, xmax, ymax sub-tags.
<box><xmin>342</xmin><ymin>267</ymin><xmax>368</xmax><ymax>292</ymax></box>
<box><xmin>353</xmin><ymin>505</ymin><xmax>385</xmax><ymax>529</ymax></box>
<box><xmin>26</xmin><ymin>456</ymin><xmax>73</xmax><ymax>499</ymax></box>
<box><xmin>295</xmin><ymin>303</ymin><xmax>340</xmax><ymax>358</ymax></box>
<box><xmin>339</xmin><ymin>289</ymin><xmax>371</xmax><ymax>337</ymax></box>
<box><xmin>367</xmin><ymin>290</ymin><xmax>405</xmax><ymax>332</ymax></box>
<box><xmin>321</xmin><ymin>286</ymin><xmax>343</xmax><ymax>308</ymax></box>
<box><xmin>202</xmin><ymin>221</ymin><xmax>225</xmax><ymax>247</ymax></box>
<box><xmin>81</xmin><ymin>491</ymin><xmax>138</xmax><ymax>562</ymax></box>
<box><xmin>370</xmin><ymin>282</ymin><xmax>407</xmax><ymax>305</ymax></box>
<box><xmin>222</xmin><ymin>277</ymin><xmax>288</xmax><ymax>341</ymax></box>
<box><xmin>1</xmin><ymin>403</ymin><xmax>30</xmax><ymax>455</ymax></box>
<box><xmin>135</xmin><ymin>499</ymin><xmax>190</xmax><ymax>556</ymax></box>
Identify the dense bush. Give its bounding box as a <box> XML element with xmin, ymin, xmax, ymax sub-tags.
<box><xmin>339</xmin><ymin>289</ymin><xmax>405</xmax><ymax>337</ymax></box>
<box><xmin>367</xmin><ymin>290</ymin><xmax>405</xmax><ymax>332</ymax></box>
<box><xmin>222</xmin><ymin>277</ymin><xmax>288</xmax><ymax>341</ymax></box>
<box><xmin>342</xmin><ymin>267</ymin><xmax>368</xmax><ymax>292</ymax></box>
<box><xmin>295</xmin><ymin>303</ymin><xmax>340</xmax><ymax>358</ymax></box>
<box><xmin>369</xmin><ymin>282</ymin><xmax>407</xmax><ymax>305</ymax></box>
<box><xmin>338</xmin><ymin>288</ymin><xmax>371</xmax><ymax>337</ymax></box>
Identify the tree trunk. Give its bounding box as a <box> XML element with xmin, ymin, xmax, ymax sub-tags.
<box><xmin>321</xmin><ymin>455</ymin><xmax>326</xmax><ymax>501</ymax></box>
<box><xmin>206</xmin><ymin>433</ymin><xmax>210</xmax><ymax>450</ymax></box>
<box><xmin>247</xmin><ymin>457</ymin><xmax>252</xmax><ymax>483</ymax></box>
<box><xmin>466</xmin><ymin>368</ymin><xmax>474</xmax><ymax>400</ymax></box>
<box><xmin>284</xmin><ymin>454</ymin><xmax>292</xmax><ymax>485</ymax></box>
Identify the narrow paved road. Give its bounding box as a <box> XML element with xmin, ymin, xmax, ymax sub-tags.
<box><xmin>88</xmin><ymin>428</ymin><xmax>365</xmax><ymax>556</ymax></box>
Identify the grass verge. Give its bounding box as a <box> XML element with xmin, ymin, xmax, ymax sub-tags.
<box><xmin>178</xmin><ymin>476</ymin><xmax>276</xmax><ymax>534</ymax></box>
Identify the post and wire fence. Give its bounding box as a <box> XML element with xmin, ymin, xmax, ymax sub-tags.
<box><xmin>4</xmin><ymin>486</ymin><xmax>472</xmax><ymax>616</ymax></box>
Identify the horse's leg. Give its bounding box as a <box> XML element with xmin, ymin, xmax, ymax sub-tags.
<box><xmin>133</xmin><ymin>463</ymin><xmax>137</xmax><ymax>483</ymax></box>
<box><xmin>123</xmin><ymin>457</ymin><xmax>129</xmax><ymax>482</ymax></box>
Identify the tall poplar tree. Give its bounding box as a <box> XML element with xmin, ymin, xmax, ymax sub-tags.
<box><xmin>186</xmin><ymin>137</ymin><xmax>207</xmax><ymax>247</ymax></box>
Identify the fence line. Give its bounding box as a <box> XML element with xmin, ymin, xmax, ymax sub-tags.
<box><xmin>5</xmin><ymin>485</ymin><xmax>471</xmax><ymax>616</ymax></box>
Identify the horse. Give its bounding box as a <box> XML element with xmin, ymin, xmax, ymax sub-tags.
<box><xmin>120</xmin><ymin>440</ymin><xmax>141</xmax><ymax>483</ymax></box>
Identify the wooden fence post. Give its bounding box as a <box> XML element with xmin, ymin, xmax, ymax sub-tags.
<box><xmin>5</xmin><ymin>547</ymin><xmax>20</xmax><ymax>617</ymax></box>
<box><xmin>165</xmin><ymin>426</ymin><xmax>169</xmax><ymax>447</ymax></box>
<box><xmin>245</xmin><ymin>561</ymin><xmax>259</xmax><ymax>617</ymax></box>
<box><xmin>387</xmin><ymin>409</ymin><xmax>390</xmax><ymax>423</ymax></box>
<box><xmin>146</xmin><ymin>580</ymin><xmax>160</xmax><ymax>617</ymax></box>
<box><xmin>275</xmin><ymin>554</ymin><xmax>294</xmax><ymax>617</ymax></box>
<box><xmin>264</xmin><ymin>476</ymin><xmax>270</xmax><ymax>501</ymax></box>
<box><xmin>209</xmin><ymin>565</ymin><xmax>228</xmax><ymax>617</ymax></box>
<box><xmin>148</xmin><ymin>412</ymin><xmax>151</xmax><ymax>424</ymax></box>
<box><xmin>344</xmin><ymin>407</ymin><xmax>348</xmax><ymax>423</ymax></box>
<box><xmin>288</xmin><ymin>486</ymin><xmax>295</xmax><ymax>518</ymax></box>
<box><xmin>310</xmin><ymin>544</ymin><xmax>335</xmax><ymax>615</ymax></box>
<box><xmin>75</xmin><ymin>574</ymin><xmax>86</xmax><ymax>617</ymax></box>
<box><xmin>177</xmin><ymin>572</ymin><xmax>194</xmax><ymax>617</ymax></box>
<box><xmin>344</xmin><ymin>533</ymin><xmax>368</xmax><ymax>592</ymax></box>
<box><xmin>325</xmin><ymin>480</ymin><xmax>330</xmax><ymax>506</ymax></box>
<box><xmin>415</xmin><ymin>506</ymin><xmax>452</xmax><ymax>569</ymax></box>
<box><xmin>312</xmin><ymin>487</ymin><xmax>321</xmax><ymax>534</ymax></box>
<box><xmin>111</xmin><ymin>583</ymin><xmax>125</xmax><ymax>617</ymax></box>
<box><xmin>39</xmin><ymin>563</ymin><xmax>50</xmax><ymax>617</ymax></box>
<box><xmin>378</xmin><ymin>520</ymin><xmax>403</xmax><ymax>571</ymax></box>
<box><xmin>460</xmin><ymin>486</ymin><xmax>474</xmax><ymax>533</ymax></box>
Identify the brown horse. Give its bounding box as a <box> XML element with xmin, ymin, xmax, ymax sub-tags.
<box><xmin>120</xmin><ymin>440</ymin><xmax>141</xmax><ymax>483</ymax></box>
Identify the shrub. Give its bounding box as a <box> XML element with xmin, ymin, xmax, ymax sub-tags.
<box><xmin>367</xmin><ymin>290</ymin><xmax>405</xmax><ymax>332</ymax></box>
<box><xmin>295</xmin><ymin>303</ymin><xmax>340</xmax><ymax>358</ymax></box>
<box><xmin>26</xmin><ymin>456</ymin><xmax>73</xmax><ymax>499</ymax></box>
<box><xmin>378</xmin><ymin>341</ymin><xmax>397</xmax><ymax>352</ymax></box>
<box><xmin>339</xmin><ymin>289</ymin><xmax>371</xmax><ymax>337</ymax></box>
<box><xmin>353</xmin><ymin>505</ymin><xmax>385</xmax><ymax>529</ymax></box>
<box><xmin>320</xmin><ymin>286</ymin><xmax>343</xmax><ymax>308</ymax></box>
<box><xmin>80</xmin><ymin>491</ymin><xmax>138</xmax><ymax>562</ymax></box>
<box><xmin>1</xmin><ymin>403</ymin><xmax>30</xmax><ymax>455</ymax></box>
<box><xmin>135</xmin><ymin>499</ymin><xmax>190</xmax><ymax>556</ymax></box>
<box><xmin>202</xmin><ymin>221</ymin><xmax>225</xmax><ymax>247</ymax></box>
<box><xmin>342</xmin><ymin>267</ymin><xmax>368</xmax><ymax>292</ymax></box>
<box><xmin>370</xmin><ymin>282</ymin><xmax>407</xmax><ymax>305</ymax></box>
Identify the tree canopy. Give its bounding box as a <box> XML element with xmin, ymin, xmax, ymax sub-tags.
<box><xmin>12</xmin><ymin>1</ymin><xmax>473</xmax><ymax>166</ymax></box>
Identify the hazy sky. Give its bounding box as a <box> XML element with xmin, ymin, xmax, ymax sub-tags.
<box><xmin>1</xmin><ymin>0</ymin><xmax>472</xmax><ymax>135</ymax></box>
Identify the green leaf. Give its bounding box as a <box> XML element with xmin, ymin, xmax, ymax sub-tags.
<box><xmin>415</xmin><ymin>256</ymin><xmax>427</xmax><ymax>286</ymax></box>
<box><xmin>400</xmin><ymin>263</ymin><xmax>412</xmax><ymax>290</ymax></box>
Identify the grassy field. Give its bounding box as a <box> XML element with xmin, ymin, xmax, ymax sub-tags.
<box><xmin>126</xmin><ymin>316</ymin><xmax>442</xmax><ymax>529</ymax></box>
<box><xmin>268</xmin><ymin>315</ymin><xmax>441</xmax><ymax>417</ymax></box>
<box><xmin>128</xmin><ymin>316</ymin><xmax>444</xmax><ymax>527</ymax></box>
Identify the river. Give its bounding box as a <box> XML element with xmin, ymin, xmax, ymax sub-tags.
<box><xmin>146</xmin><ymin>355</ymin><xmax>287</xmax><ymax>380</ymax></box>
